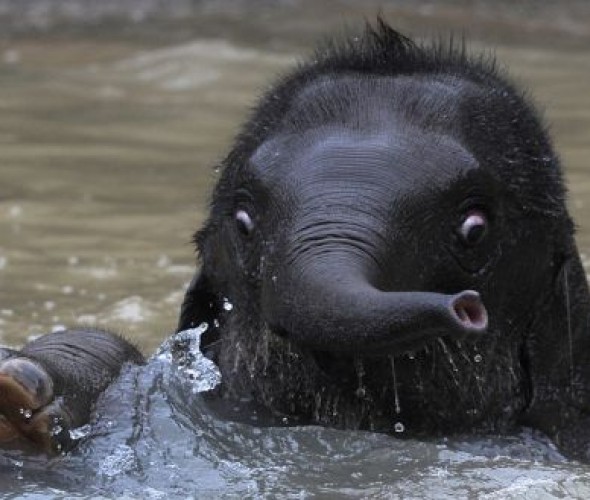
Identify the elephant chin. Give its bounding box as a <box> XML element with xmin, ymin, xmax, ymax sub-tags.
<box><xmin>262</xmin><ymin>272</ymin><xmax>488</xmax><ymax>356</ymax></box>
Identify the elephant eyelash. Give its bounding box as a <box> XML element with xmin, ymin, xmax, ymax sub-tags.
<box><xmin>457</xmin><ymin>195</ymin><xmax>494</xmax><ymax>222</ymax></box>
<box><xmin>233</xmin><ymin>185</ymin><xmax>255</xmax><ymax>201</ymax></box>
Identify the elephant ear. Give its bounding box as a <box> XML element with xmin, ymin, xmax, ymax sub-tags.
<box><xmin>176</xmin><ymin>271</ymin><xmax>222</xmax><ymax>357</ymax></box>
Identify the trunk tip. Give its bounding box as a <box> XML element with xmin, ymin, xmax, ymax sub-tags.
<box><xmin>450</xmin><ymin>290</ymin><xmax>488</xmax><ymax>333</ymax></box>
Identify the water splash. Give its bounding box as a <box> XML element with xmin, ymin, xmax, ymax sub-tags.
<box><xmin>389</xmin><ymin>356</ymin><xmax>404</xmax><ymax>433</ymax></box>
<box><xmin>389</xmin><ymin>356</ymin><xmax>401</xmax><ymax>415</ymax></box>
<box><xmin>50</xmin><ymin>425</ymin><xmax>63</xmax><ymax>436</ymax></box>
<box><xmin>98</xmin><ymin>444</ymin><xmax>137</xmax><ymax>478</ymax></box>
<box><xmin>437</xmin><ymin>339</ymin><xmax>459</xmax><ymax>373</ymax></box>
<box><xmin>155</xmin><ymin>323</ymin><xmax>221</xmax><ymax>393</ymax></box>
<box><xmin>69</xmin><ymin>424</ymin><xmax>92</xmax><ymax>440</ymax></box>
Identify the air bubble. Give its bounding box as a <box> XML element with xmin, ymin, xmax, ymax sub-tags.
<box><xmin>394</xmin><ymin>422</ymin><xmax>405</xmax><ymax>433</ymax></box>
<box><xmin>474</xmin><ymin>354</ymin><xmax>483</xmax><ymax>363</ymax></box>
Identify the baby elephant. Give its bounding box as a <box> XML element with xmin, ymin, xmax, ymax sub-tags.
<box><xmin>2</xmin><ymin>21</ymin><xmax>590</xmax><ymax>461</ymax></box>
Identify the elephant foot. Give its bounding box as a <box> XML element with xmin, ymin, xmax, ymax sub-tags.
<box><xmin>0</xmin><ymin>355</ymin><xmax>73</xmax><ymax>454</ymax></box>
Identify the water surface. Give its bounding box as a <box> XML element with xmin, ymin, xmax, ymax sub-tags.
<box><xmin>0</xmin><ymin>7</ymin><xmax>590</xmax><ymax>498</ymax></box>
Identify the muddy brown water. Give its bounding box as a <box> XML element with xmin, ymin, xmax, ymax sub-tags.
<box><xmin>0</xmin><ymin>6</ymin><xmax>589</xmax><ymax>498</ymax></box>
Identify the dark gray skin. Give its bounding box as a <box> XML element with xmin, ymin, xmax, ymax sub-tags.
<box><xmin>2</xmin><ymin>22</ymin><xmax>590</xmax><ymax>460</ymax></box>
<box><xmin>0</xmin><ymin>330</ymin><xmax>143</xmax><ymax>453</ymax></box>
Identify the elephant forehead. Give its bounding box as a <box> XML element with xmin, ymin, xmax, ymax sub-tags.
<box><xmin>250</xmin><ymin>127</ymin><xmax>480</xmax><ymax>197</ymax></box>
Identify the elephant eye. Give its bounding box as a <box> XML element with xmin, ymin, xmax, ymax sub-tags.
<box><xmin>235</xmin><ymin>209</ymin><xmax>255</xmax><ymax>237</ymax></box>
<box><xmin>458</xmin><ymin>210</ymin><xmax>488</xmax><ymax>246</ymax></box>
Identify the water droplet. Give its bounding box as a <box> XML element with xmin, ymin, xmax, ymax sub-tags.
<box><xmin>394</xmin><ymin>422</ymin><xmax>405</xmax><ymax>433</ymax></box>
<box><xmin>69</xmin><ymin>424</ymin><xmax>91</xmax><ymax>440</ymax></box>
<box><xmin>390</xmin><ymin>356</ymin><xmax>401</xmax><ymax>414</ymax></box>
<box><xmin>474</xmin><ymin>354</ymin><xmax>483</xmax><ymax>363</ymax></box>
<box><xmin>19</xmin><ymin>408</ymin><xmax>32</xmax><ymax>419</ymax></box>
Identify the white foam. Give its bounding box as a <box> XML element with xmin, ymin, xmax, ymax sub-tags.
<box><xmin>98</xmin><ymin>444</ymin><xmax>136</xmax><ymax>478</ymax></box>
<box><xmin>112</xmin><ymin>40</ymin><xmax>288</xmax><ymax>91</ymax></box>
<box><xmin>72</xmin><ymin>267</ymin><xmax>118</xmax><ymax>279</ymax></box>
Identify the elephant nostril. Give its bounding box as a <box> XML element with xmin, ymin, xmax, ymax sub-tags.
<box><xmin>451</xmin><ymin>291</ymin><xmax>488</xmax><ymax>332</ymax></box>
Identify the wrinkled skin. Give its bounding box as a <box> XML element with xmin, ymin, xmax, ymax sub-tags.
<box><xmin>0</xmin><ymin>330</ymin><xmax>143</xmax><ymax>453</ymax></box>
<box><xmin>3</xmin><ymin>22</ymin><xmax>590</xmax><ymax>460</ymax></box>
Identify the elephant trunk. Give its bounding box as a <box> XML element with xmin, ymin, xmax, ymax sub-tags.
<box><xmin>261</xmin><ymin>257</ymin><xmax>487</xmax><ymax>355</ymax></box>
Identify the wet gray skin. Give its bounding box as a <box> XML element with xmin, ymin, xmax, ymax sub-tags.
<box><xmin>1</xmin><ymin>8</ymin><xmax>590</xmax><ymax>500</ymax></box>
<box><xmin>175</xmin><ymin>24</ymin><xmax>590</xmax><ymax>456</ymax></box>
